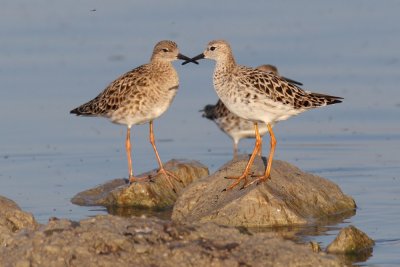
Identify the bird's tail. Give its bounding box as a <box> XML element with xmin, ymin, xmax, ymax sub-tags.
<box><xmin>309</xmin><ymin>92</ymin><xmax>343</xmax><ymax>106</ymax></box>
<box><xmin>70</xmin><ymin>107</ymin><xmax>85</xmax><ymax>115</ymax></box>
<box><xmin>70</xmin><ymin>100</ymin><xmax>99</xmax><ymax>116</ymax></box>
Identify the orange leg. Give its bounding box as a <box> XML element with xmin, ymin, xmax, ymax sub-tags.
<box><xmin>126</xmin><ymin>127</ymin><xmax>135</xmax><ymax>182</ymax></box>
<box><xmin>246</xmin><ymin>123</ymin><xmax>275</xmax><ymax>187</ymax></box>
<box><xmin>149</xmin><ymin>121</ymin><xmax>180</xmax><ymax>188</ymax></box>
<box><xmin>264</xmin><ymin>123</ymin><xmax>276</xmax><ymax>180</ymax></box>
<box><xmin>225</xmin><ymin>122</ymin><xmax>262</xmax><ymax>190</ymax></box>
<box><xmin>126</xmin><ymin>127</ymin><xmax>133</xmax><ymax>178</ymax></box>
<box><xmin>149</xmin><ymin>121</ymin><xmax>164</xmax><ymax>171</ymax></box>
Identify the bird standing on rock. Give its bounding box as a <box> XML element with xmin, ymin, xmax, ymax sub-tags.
<box><xmin>188</xmin><ymin>40</ymin><xmax>343</xmax><ymax>190</ymax></box>
<box><xmin>70</xmin><ymin>40</ymin><xmax>197</xmax><ymax>188</ymax></box>
<box><xmin>201</xmin><ymin>64</ymin><xmax>303</xmax><ymax>158</ymax></box>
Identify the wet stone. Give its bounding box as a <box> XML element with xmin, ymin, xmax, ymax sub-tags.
<box><xmin>0</xmin><ymin>214</ymin><xmax>342</xmax><ymax>267</ymax></box>
<box><xmin>327</xmin><ymin>225</ymin><xmax>375</xmax><ymax>254</ymax></box>
<box><xmin>71</xmin><ymin>159</ymin><xmax>209</xmax><ymax>209</ymax></box>
<box><xmin>172</xmin><ymin>155</ymin><xmax>356</xmax><ymax>227</ymax></box>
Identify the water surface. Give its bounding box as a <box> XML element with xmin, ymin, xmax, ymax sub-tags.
<box><xmin>1</xmin><ymin>1</ymin><xmax>399</xmax><ymax>266</ymax></box>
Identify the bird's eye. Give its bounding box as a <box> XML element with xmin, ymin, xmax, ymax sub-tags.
<box><xmin>210</xmin><ymin>46</ymin><xmax>216</xmax><ymax>51</ymax></box>
<box><xmin>162</xmin><ymin>48</ymin><xmax>169</xmax><ymax>52</ymax></box>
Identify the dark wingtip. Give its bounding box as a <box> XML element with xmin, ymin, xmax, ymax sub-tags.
<box><xmin>310</xmin><ymin>92</ymin><xmax>343</xmax><ymax>106</ymax></box>
<box><xmin>330</xmin><ymin>99</ymin><xmax>343</xmax><ymax>105</ymax></box>
<box><xmin>324</xmin><ymin>96</ymin><xmax>343</xmax><ymax>105</ymax></box>
<box><xmin>70</xmin><ymin>108</ymin><xmax>81</xmax><ymax>115</ymax></box>
<box><xmin>281</xmin><ymin>76</ymin><xmax>303</xmax><ymax>86</ymax></box>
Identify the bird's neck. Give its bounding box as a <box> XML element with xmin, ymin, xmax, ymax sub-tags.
<box><xmin>148</xmin><ymin>60</ymin><xmax>178</xmax><ymax>87</ymax></box>
<box><xmin>148</xmin><ymin>60</ymin><xmax>175</xmax><ymax>76</ymax></box>
<box><xmin>215</xmin><ymin>54</ymin><xmax>236</xmax><ymax>75</ymax></box>
<box><xmin>214</xmin><ymin>58</ymin><xmax>235</xmax><ymax>87</ymax></box>
<box><xmin>150</xmin><ymin>59</ymin><xmax>173</xmax><ymax>68</ymax></box>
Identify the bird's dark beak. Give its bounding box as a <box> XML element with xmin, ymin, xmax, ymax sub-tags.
<box><xmin>177</xmin><ymin>53</ymin><xmax>199</xmax><ymax>65</ymax></box>
<box><xmin>182</xmin><ymin>53</ymin><xmax>205</xmax><ymax>65</ymax></box>
<box><xmin>281</xmin><ymin>76</ymin><xmax>303</xmax><ymax>86</ymax></box>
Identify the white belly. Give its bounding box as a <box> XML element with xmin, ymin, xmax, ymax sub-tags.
<box><xmin>110</xmin><ymin>87</ymin><xmax>178</xmax><ymax>127</ymax></box>
<box><xmin>218</xmin><ymin>92</ymin><xmax>301</xmax><ymax>125</ymax></box>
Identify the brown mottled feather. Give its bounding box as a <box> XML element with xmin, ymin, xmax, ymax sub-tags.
<box><xmin>198</xmin><ymin>39</ymin><xmax>342</xmax><ymax>188</ymax></box>
<box><xmin>233</xmin><ymin>66</ymin><xmax>342</xmax><ymax>110</ymax></box>
<box><xmin>202</xmin><ymin>64</ymin><xmax>302</xmax><ymax>154</ymax></box>
<box><xmin>70</xmin><ymin>40</ymin><xmax>183</xmax><ymax>128</ymax></box>
<box><xmin>70</xmin><ymin>40</ymin><xmax>191</xmax><ymax>182</ymax></box>
<box><xmin>70</xmin><ymin>65</ymin><xmax>151</xmax><ymax>116</ymax></box>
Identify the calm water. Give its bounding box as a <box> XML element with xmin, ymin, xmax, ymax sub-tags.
<box><xmin>1</xmin><ymin>1</ymin><xmax>400</xmax><ymax>266</ymax></box>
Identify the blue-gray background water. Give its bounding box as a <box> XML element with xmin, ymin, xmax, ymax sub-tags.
<box><xmin>1</xmin><ymin>1</ymin><xmax>399</xmax><ymax>266</ymax></box>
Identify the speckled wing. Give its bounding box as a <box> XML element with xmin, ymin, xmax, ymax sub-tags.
<box><xmin>237</xmin><ymin>66</ymin><xmax>342</xmax><ymax>110</ymax></box>
<box><xmin>70</xmin><ymin>65</ymin><xmax>150</xmax><ymax>116</ymax></box>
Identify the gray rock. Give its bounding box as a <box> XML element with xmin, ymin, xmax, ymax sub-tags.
<box><xmin>0</xmin><ymin>214</ymin><xmax>342</xmax><ymax>267</ymax></box>
<box><xmin>71</xmin><ymin>159</ymin><xmax>209</xmax><ymax>209</ymax></box>
<box><xmin>327</xmin><ymin>225</ymin><xmax>374</xmax><ymax>254</ymax></box>
<box><xmin>172</xmin><ymin>155</ymin><xmax>356</xmax><ymax>227</ymax></box>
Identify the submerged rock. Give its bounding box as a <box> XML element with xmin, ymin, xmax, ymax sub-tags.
<box><xmin>172</xmin><ymin>155</ymin><xmax>356</xmax><ymax>227</ymax></box>
<box><xmin>71</xmin><ymin>159</ymin><xmax>209</xmax><ymax>209</ymax></box>
<box><xmin>327</xmin><ymin>225</ymin><xmax>374</xmax><ymax>254</ymax></box>
<box><xmin>0</xmin><ymin>214</ymin><xmax>342</xmax><ymax>267</ymax></box>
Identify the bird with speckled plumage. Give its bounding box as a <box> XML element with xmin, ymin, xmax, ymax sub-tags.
<box><xmin>189</xmin><ymin>40</ymin><xmax>342</xmax><ymax>190</ymax></box>
<box><xmin>201</xmin><ymin>64</ymin><xmax>303</xmax><ymax>158</ymax></box>
<box><xmin>70</xmin><ymin>40</ymin><xmax>197</xmax><ymax>187</ymax></box>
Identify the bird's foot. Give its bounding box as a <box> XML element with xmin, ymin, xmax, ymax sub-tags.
<box><xmin>223</xmin><ymin>172</ymin><xmax>251</xmax><ymax>191</ymax></box>
<box><xmin>243</xmin><ymin>174</ymin><xmax>271</xmax><ymax>188</ymax></box>
<box><xmin>128</xmin><ymin>168</ymin><xmax>181</xmax><ymax>193</ymax></box>
<box><xmin>155</xmin><ymin>167</ymin><xmax>181</xmax><ymax>193</ymax></box>
<box><xmin>155</xmin><ymin>167</ymin><xmax>184</xmax><ymax>183</ymax></box>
